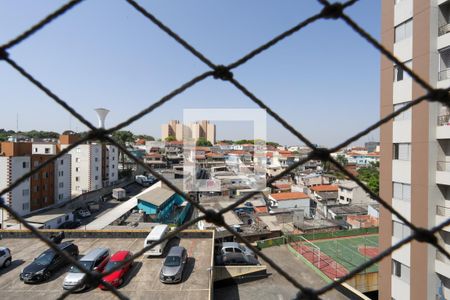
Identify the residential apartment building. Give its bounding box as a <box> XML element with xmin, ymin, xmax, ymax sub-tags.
<box><xmin>0</xmin><ymin>141</ymin><xmax>71</xmax><ymax>224</ymax></box>
<box><xmin>161</xmin><ymin>120</ymin><xmax>216</xmax><ymax>144</ymax></box>
<box><xmin>380</xmin><ymin>1</ymin><xmax>450</xmax><ymax>299</ymax></box>
<box><xmin>60</xmin><ymin>133</ymin><xmax>118</xmax><ymax>196</ymax></box>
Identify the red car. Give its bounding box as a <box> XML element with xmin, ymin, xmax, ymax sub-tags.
<box><xmin>99</xmin><ymin>250</ymin><xmax>133</xmax><ymax>289</ymax></box>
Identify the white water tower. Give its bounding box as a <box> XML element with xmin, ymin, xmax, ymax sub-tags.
<box><xmin>94</xmin><ymin>108</ymin><xmax>110</xmax><ymax>128</ymax></box>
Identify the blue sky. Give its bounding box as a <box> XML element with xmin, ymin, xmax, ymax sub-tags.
<box><xmin>0</xmin><ymin>0</ymin><xmax>380</xmax><ymax>147</ymax></box>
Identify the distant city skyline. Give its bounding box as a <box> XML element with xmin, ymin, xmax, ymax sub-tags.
<box><xmin>1</xmin><ymin>0</ymin><xmax>380</xmax><ymax>147</ymax></box>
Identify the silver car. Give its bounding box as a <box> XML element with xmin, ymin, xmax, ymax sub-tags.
<box><xmin>63</xmin><ymin>248</ymin><xmax>110</xmax><ymax>291</ymax></box>
<box><xmin>159</xmin><ymin>246</ymin><xmax>187</xmax><ymax>284</ymax></box>
<box><xmin>220</xmin><ymin>242</ymin><xmax>256</xmax><ymax>258</ymax></box>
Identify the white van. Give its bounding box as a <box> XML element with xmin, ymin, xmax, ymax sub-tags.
<box><xmin>144</xmin><ymin>224</ymin><xmax>170</xmax><ymax>256</ymax></box>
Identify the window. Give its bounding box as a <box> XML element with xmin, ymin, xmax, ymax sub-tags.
<box><xmin>44</xmin><ymin>172</ymin><xmax>49</xmax><ymax>178</ymax></box>
<box><xmin>393</xmin><ymin>60</ymin><xmax>412</xmax><ymax>82</ymax></box>
<box><xmin>339</xmin><ymin>195</ymin><xmax>344</xmax><ymax>200</ymax></box>
<box><xmin>58</xmin><ymin>193</ymin><xmax>63</xmax><ymax>200</ymax></box>
<box><xmin>75</xmin><ymin>157</ymin><xmax>80</xmax><ymax>163</ymax></box>
<box><xmin>394</xmin><ymin>18</ymin><xmax>412</xmax><ymax>43</ymax></box>
<box><xmin>96</xmin><ymin>166</ymin><xmax>99</xmax><ymax>171</ymax></box>
<box><xmin>75</xmin><ymin>186</ymin><xmax>80</xmax><ymax>191</ymax></box>
<box><xmin>75</xmin><ymin>177</ymin><xmax>79</xmax><ymax>182</ymax></box>
<box><xmin>392</xmin><ymin>259</ymin><xmax>410</xmax><ymax>283</ymax></box>
<box><xmin>34</xmin><ymin>186</ymin><xmax>39</xmax><ymax>192</ymax></box>
<box><xmin>393</xmin><ymin>143</ymin><xmax>411</xmax><ymax>160</ymax></box>
<box><xmin>59</xmin><ymin>182</ymin><xmax>64</xmax><ymax>188</ymax></box>
<box><xmin>95</xmin><ymin>176</ymin><xmax>98</xmax><ymax>180</ymax></box>
<box><xmin>57</xmin><ymin>217</ymin><xmax>62</xmax><ymax>224</ymax></box>
<box><xmin>60</xmin><ymin>160</ymin><xmax>64</xmax><ymax>165</ymax></box>
<box><xmin>76</xmin><ymin>147</ymin><xmax>81</xmax><ymax>153</ymax></box>
<box><xmin>393</xmin><ymin>102</ymin><xmax>412</xmax><ymax>121</ymax></box>
<box><xmin>65</xmin><ymin>215</ymin><xmax>69</xmax><ymax>221</ymax></box>
<box><xmin>23</xmin><ymin>162</ymin><xmax>29</xmax><ymax>168</ymax></box>
<box><xmin>393</xmin><ymin>182</ymin><xmax>411</xmax><ymax>201</ymax></box>
<box><xmin>392</xmin><ymin>220</ymin><xmax>411</xmax><ymax>239</ymax></box>
<box><xmin>59</xmin><ymin>171</ymin><xmax>64</xmax><ymax>177</ymax></box>
<box><xmin>43</xmin><ymin>196</ymin><xmax>48</xmax><ymax>203</ymax></box>
<box><xmin>44</xmin><ymin>148</ymin><xmax>50</xmax><ymax>154</ymax></box>
<box><xmin>75</xmin><ymin>167</ymin><xmax>79</xmax><ymax>172</ymax></box>
<box><xmin>34</xmin><ymin>147</ymin><xmax>38</xmax><ymax>153</ymax></box>
<box><xmin>22</xmin><ymin>189</ymin><xmax>29</xmax><ymax>196</ymax></box>
<box><xmin>112</xmin><ymin>164</ymin><xmax>115</xmax><ymax>169</ymax></box>
<box><xmin>95</xmin><ymin>157</ymin><xmax>98</xmax><ymax>162</ymax></box>
<box><xmin>22</xmin><ymin>203</ymin><xmax>29</xmax><ymax>210</ymax></box>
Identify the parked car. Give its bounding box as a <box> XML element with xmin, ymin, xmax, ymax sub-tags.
<box><xmin>76</xmin><ymin>208</ymin><xmax>91</xmax><ymax>218</ymax></box>
<box><xmin>63</xmin><ymin>247</ymin><xmax>110</xmax><ymax>291</ymax></box>
<box><xmin>0</xmin><ymin>247</ymin><xmax>12</xmax><ymax>268</ymax></box>
<box><xmin>216</xmin><ymin>252</ymin><xmax>260</xmax><ymax>266</ymax></box>
<box><xmin>58</xmin><ymin>221</ymin><xmax>81</xmax><ymax>229</ymax></box>
<box><xmin>20</xmin><ymin>242</ymin><xmax>79</xmax><ymax>283</ymax></box>
<box><xmin>159</xmin><ymin>246</ymin><xmax>187</xmax><ymax>284</ymax></box>
<box><xmin>99</xmin><ymin>250</ymin><xmax>134</xmax><ymax>290</ymax></box>
<box><xmin>219</xmin><ymin>242</ymin><xmax>256</xmax><ymax>258</ymax></box>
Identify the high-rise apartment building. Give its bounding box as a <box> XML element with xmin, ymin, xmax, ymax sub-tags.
<box><xmin>161</xmin><ymin>120</ymin><xmax>216</xmax><ymax>144</ymax></box>
<box><xmin>380</xmin><ymin>1</ymin><xmax>450</xmax><ymax>299</ymax></box>
<box><xmin>60</xmin><ymin>133</ymin><xmax>118</xmax><ymax>197</ymax></box>
<box><xmin>0</xmin><ymin>141</ymin><xmax>71</xmax><ymax>224</ymax></box>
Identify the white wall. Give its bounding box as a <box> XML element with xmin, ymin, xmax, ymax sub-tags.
<box><xmin>55</xmin><ymin>154</ymin><xmax>71</xmax><ymax>203</ymax></box>
<box><xmin>32</xmin><ymin>143</ymin><xmax>57</xmax><ymax>155</ymax></box>
<box><xmin>106</xmin><ymin>145</ymin><xmax>118</xmax><ymax>184</ymax></box>
<box><xmin>392</xmin><ymin>160</ymin><xmax>411</xmax><ymax>183</ymax></box>
<box><xmin>90</xmin><ymin>144</ymin><xmax>102</xmax><ymax>191</ymax></box>
<box><xmin>10</xmin><ymin>157</ymin><xmax>31</xmax><ymax>217</ymax></box>
<box><xmin>393</xmin><ymin>120</ymin><xmax>412</xmax><ymax>143</ymax></box>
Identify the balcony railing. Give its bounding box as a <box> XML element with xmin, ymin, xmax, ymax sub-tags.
<box><xmin>439</xmin><ymin>68</ymin><xmax>450</xmax><ymax>81</ymax></box>
<box><xmin>436</xmin><ymin>205</ymin><xmax>450</xmax><ymax>217</ymax></box>
<box><xmin>439</xmin><ymin>23</ymin><xmax>450</xmax><ymax>36</ymax></box>
<box><xmin>438</xmin><ymin>114</ymin><xmax>450</xmax><ymax>126</ymax></box>
<box><xmin>437</xmin><ymin>161</ymin><xmax>450</xmax><ymax>171</ymax></box>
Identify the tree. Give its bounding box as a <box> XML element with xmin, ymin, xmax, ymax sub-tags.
<box><xmin>111</xmin><ymin>130</ymin><xmax>134</xmax><ymax>169</ymax></box>
<box><xmin>165</xmin><ymin>135</ymin><xmax>176</xmax><ymax>142</ymax></box>
<box><xmin>357</xmin><ymin>165</ymin><xmax>379</xmax><ymax>195</ymax></box>
<box><xmin>196</xmin><ymin>137</ymin><xmax>212</xmax><ymax>147</ymax></box>
<box><xmin>335</xmin><ymin>154</ymin><xmax>348</xmax><ymax>166</ymax></box>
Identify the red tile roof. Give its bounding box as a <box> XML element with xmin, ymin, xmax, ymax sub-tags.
<box><xmin>254</xmin><ymin>206</ymin><xmax>268</xmax><ymax>214</ymax></box>
<box><xmin>310</xmin><ymin>185</ymin><xmax>338</xmax><ymax>192</ymax></box>
<box><xmin>206</xmin><ymin>152</ymin><xmax>224</xmax><ymax>158</ymax></box>
<box><xmin>273</xmin><ymin>183</ymin><xmax>291</xmax><ymax>189</ymax></box>
<box><xmin>270</xmin><ymin>192</ymin><xmax>309</xmax><ymax>201</ymax></box>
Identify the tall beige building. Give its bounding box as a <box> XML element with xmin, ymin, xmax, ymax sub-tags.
<box><xmin>161</xmin><ymin>120</ymin><xmax>179</xmax><ymax>140</ymax></box>
<box><xmin>161</xmin><ymin>120</ymin><xmax>216</xmax><ymax>144</ymax></box>
<box><xmin>380</xmin><ymin>1</ymin><xmax>450</xmax><ymax>299</ymax></box>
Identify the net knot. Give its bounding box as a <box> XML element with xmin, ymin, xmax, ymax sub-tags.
<box><xmin>204</xmin><ymin>209</ymin><xmax>225</xmax><ymax>226</ymax></box>
<box><xmin>311</xmin><ymin>148</ymin><xmax>330</xmax><ymax>161</ymax></box>
<box><xmin>321</xmin><ymin>2</ymin><xmax>344</xmax><ymax>19</ymax></box>
<box><xmin>213</xmin><ymin>65</ymin><xmax>233</xmax><ymax>81</ymax></box>
<box><xmin>0</xmin><ymin>48</ymin><xmax>9</xmax><ymax>60</ymax></box>
<box><xmin>429</xmin><ymin>88</ymin><xmax>450</xmax><ymax>107</ymax></box>
<box><xmin>415</xmin><ymin>228</ymin><xmax>437</xmax><ymax>245</ymax></box>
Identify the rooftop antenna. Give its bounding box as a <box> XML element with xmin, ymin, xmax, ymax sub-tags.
<box><xmin>94</xmin><ymin>108</ymin><xmax>110</xmax><ymax>129</ymax></box>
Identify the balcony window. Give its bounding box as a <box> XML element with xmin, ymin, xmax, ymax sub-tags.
<box><xmin>439</xmin><ymin>47</ymin><xmax>450</xmax><ymax>81</ymax></box>
<box><xmin>393</xmin><ymin>143</ymin><xmax>411</xmax><ymax>160</ymax></box>
<box><xmin>393</xmin><ymin>60</ymin><xmax>412</xmax><ymax>82</ymax></box>
<box><xmin>394</xmin><ymin>18</ymin><xmax>412</xmax><ymax>43</ymax></box>
<box><xmin>439</xmin><ymin>1</ymin><xmax>450</xmax><ymax>36</ymax></box>
<box><xmin>393</xmin><ymin>182</ymin><xmax>411</xmax><ymax>201</ymax></box>
<box><xmin>394</xmin><ymin>102</ymin><xmax>411</xmax><ymax>120</ymax></box>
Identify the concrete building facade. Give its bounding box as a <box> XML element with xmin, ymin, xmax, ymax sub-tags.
<box><xmin>380</xmin><ymin>1</ymin><xmax>450</xmax><ymax>299</ymax></box>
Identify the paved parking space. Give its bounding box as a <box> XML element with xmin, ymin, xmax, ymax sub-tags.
<box><xmin>0</xmin><ymin>237</ymin><xmax>212</xmax><ymax>300</ymax></box>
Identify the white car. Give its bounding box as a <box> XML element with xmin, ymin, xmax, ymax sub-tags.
<box><xmin>0</xmin><ymin>247</ymin><xmax>12</xmax><ymax>268</ymax></box>
<box><xmin>77</xmin><ymin>208</ymin><xmax>91</xmax><ymax>218</ymax></box>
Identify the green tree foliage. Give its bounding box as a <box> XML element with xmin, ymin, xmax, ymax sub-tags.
<box><xmin>335</xmin><ymin>154</ymin><xmax>348</xmax><ymax>166</ymax></box>
<box><xmin>164</xmin><ymin>135</ymin><xmax>176</xmax><ymax>142</ymax></box>
<box><xmin>357</xmin><ymin>164</ymin><xmax>379</xmax><ymax>195</ymax></box>
<box><xmin>196</xmin><ymin>137</ymin><xmax>212</xmax><ymax>147</ymax></box>
<box><xmin>0</xmin><ymin>129</ymin><xmax>60</xmax><ymax>141</ymax></box>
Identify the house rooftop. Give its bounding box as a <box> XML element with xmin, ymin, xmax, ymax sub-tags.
<box><xmin>270</xmin><ymin>192</ymin><xmax>309</xmax><ymax>201</ymax></box>
<box><xmin>137</xmin><ymin>187</ymin><xmax>175</xmax><ymax>207</ymax></box>
<box><xmin>310</xmin><ymin>185</ymin><xmax>338</xmax><ymax>192</ymax></box>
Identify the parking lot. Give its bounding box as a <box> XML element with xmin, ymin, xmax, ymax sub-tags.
<box><xmin>0</xmin><ymin>237</ymin><xmax>212</xmax><ymax>300</ymax></box>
